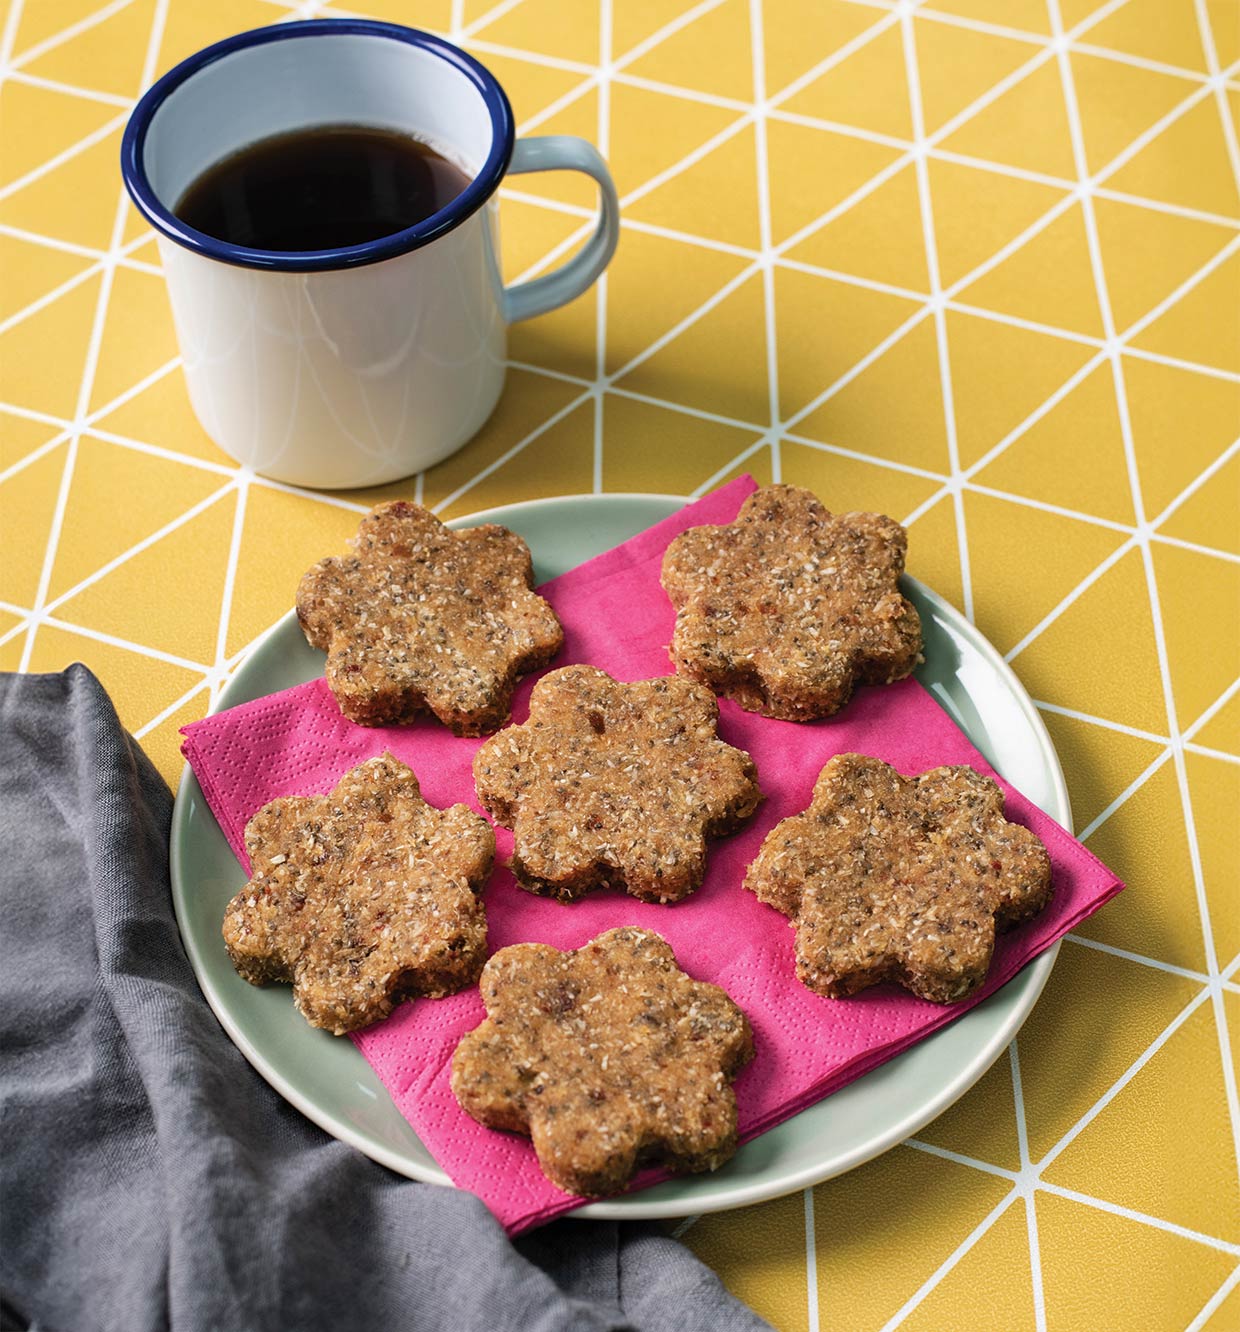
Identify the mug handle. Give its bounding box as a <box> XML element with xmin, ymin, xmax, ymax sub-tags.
<box><xmin>501</xmin><ymin>136</ymin><xmax>620</xmax><ymax>325</ymax></box>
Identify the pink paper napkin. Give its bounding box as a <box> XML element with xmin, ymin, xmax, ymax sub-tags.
<box><xmin>181</xmin><ymin>476</ymin><xmax>1122</xmax><ymax>1234</ymax></box>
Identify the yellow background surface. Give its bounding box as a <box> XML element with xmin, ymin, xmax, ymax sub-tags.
<box><xmin>1</xmin><ymin>0</ymin><xmax>1238</xmax><ymax>1327</ymax></box>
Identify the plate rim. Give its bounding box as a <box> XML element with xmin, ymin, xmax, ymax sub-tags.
<box><xmin>170</xmin><ymin>489</ymin><xmax>1069</xmax><ymax>1221</ymax></box>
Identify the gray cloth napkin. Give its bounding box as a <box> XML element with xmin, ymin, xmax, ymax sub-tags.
<box><xmin>0</xmin><ymin>666</ymin><xmax>772</xmax><ymax>1332</ymax></box>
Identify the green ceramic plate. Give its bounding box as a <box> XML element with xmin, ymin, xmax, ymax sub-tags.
<box><xmin>170</xmin><ymin>493</ymin><xmax>1069</xmax><ymax>1221</ymax></box>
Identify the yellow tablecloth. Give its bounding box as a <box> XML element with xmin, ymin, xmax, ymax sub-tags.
<box><xmin>2</xmin><ymin>0</ymin><xmax>1238</xmax><ymax>1327</ymax></box>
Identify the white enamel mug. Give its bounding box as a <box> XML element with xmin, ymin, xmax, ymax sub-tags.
<box><xmin>121</xmin><ymin>20</ymin><xmax>619</xmax><ymax>489</ymax></box>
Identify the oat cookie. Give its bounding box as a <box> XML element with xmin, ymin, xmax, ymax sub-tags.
<box><xmin>661</xmin><ymin>484</ymin><xmax>922</xmax><ymax>720</ymax></box>
<box><xmin>745</xmin><ymin>753</ymin><xmax>1052</xmax><ymax>1003</ymax></box>
<box><xmin>473</xmin><ymin>665</ymin><xmax>762</xmax><ymax>903</ymax></box>
<box><xmin>451</xmin><ymin>927</ymin><xmax>754</xmax><ymax>1196</ymax></box>
<box><xmin>297</xmin><ymin>500</ymin><xmax>563</xmax><ymax>734</ymax></box>
<box><xmin>222</xmin><ymin>754</ymin><xmax>494</xmax><ymax>1034</ymax></box>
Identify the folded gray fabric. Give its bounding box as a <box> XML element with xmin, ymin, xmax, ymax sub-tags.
<box><xmin>0</xmin><ymin>666</ymin><xmax>771</xmax><ymax>1332</ymax></box>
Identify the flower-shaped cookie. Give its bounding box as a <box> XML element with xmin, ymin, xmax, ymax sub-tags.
<box><xmin>661</xmin><ymin>484</ymin><xmax>922</xmax><ymax>720</ymax></box>
<box><xmin>744</xmin><ymin>753</ymin><xmax>1052</xmax><ymax>1003</ymax></box>
<box><xmin>473</xmin><ymin>665</ymin><xmax>762</xmax><ymax>903</ymax></box>
<box><xmin>297</xmin><ymin>500</ymin><xmax>563</xmax><ymax>734</ymax></box>
<box><xmin>451</xmin><ymin>927</ymin><xmax>754</xmax><ymax>1196</ymax></box>
<box><xmin>222</xmin><ymin>754</ymin><xmax>494</xmax><ymax>1034</ymax></box>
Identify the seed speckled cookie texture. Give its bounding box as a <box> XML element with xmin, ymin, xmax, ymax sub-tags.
<box><xmin>297</xmin><ymin>500</ymin><xmax>563</xmax><ymax>734</ymax></box>
<box><xmin>222</xmin><ymin>754</ymin><xmax>494</xmax><ymax>1035</ymax></box>
<box><xmin>745</xmin><ymin>753</ymin><xmax>1052</xmax><ymax>1004</ymax></box>
<box><xmin>661</xmin><ymin>483</ymin><xmax>922</xmax><ymax>720</ymax></box>
<box><xmin>473</xmin><ymin>664</ymin><xmax>762</xmax><ymax>903</ymax></box>
<box><xmin>450</xmin><ymin>927</ymin><xmax>755</xmax><ymax>1197</ymax></box>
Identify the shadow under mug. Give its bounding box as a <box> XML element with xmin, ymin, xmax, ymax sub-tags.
<box><xmin>121</xmin><ymin>20</ymin><xmax>619</xmax><ymax>490</ymax></box>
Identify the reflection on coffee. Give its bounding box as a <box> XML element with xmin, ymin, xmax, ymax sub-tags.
<box><xmin>174</xmin><ymin>124</ymin><xmax>471</xmax><ymax>251</ymax></box>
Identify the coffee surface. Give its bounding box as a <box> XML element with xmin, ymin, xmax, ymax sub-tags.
<box><xmin>174</xmin><ymin>124</ymin><xmax>470</xmax><ymax>251</ymax></box>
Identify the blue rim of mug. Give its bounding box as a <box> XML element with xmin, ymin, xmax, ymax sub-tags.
<box><xmin>120</xmin><ymin>20</ymin><xmax>516</xmax><ymax>272</ymax></box>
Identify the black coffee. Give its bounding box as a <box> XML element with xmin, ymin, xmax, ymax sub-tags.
<box><xmin>174</xmin><ymin>124</ymin><xmax>471</xmax><ymax>252</ymax></box>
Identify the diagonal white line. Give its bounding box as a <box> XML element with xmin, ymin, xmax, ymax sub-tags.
<box><xmin>247</xmin><ymin>472</ymin><xmax>373</xmax><ymax>516</ymax></box>
<box><xmin>903</xmin><ymin>3</ymin><xmax>1048</xmax><ymax>50</ymax></box>
<box><xmin>464</xmin><ymin>33</ymin><xmax>594</xmax><ymax>77</ymax></box>
<box><xmin>1034</xmin><ymin>696</ymin><xmax>1167</xmax><ymax>743</ymax></box>
<box><xmin>0</xmin><ymin>223</ymin><xmax>109</xmax><ymax>259</ymax></box>
<box><xmin>1035</xmin><ymin>986</ymin><xmax>1213</xmax><ymax>1176</ymax></box>
<box><xmin>35</xmin><ymin>614</ymin><xmax>211</xmax><ymax>673</ymax></box>
<box><xmin>40</xmin><ymin>482</ymin><xmax>238</xmax><ymax>623</ymax></box>
<box><xmin>963</xmin><ymin>484</ymin><xmax>1134</xmax><ymax>535</ymax></box>
<box><xmin>132</xmin><ymin>671</ymin><xmax>212</xmax><ymax>739</ymax></box>
<box><xmin>513</xmin><ymin>75</ymin><xmax>596</xmax><ymax>137</ymax></box>
<box><xmin>782</xmin><ymin>429</ymin><xmax>945</xmax><ymax>482</ymax></box>
<box><xmin>1186</xmin><ymin>743</ymin><xmax>1240</xmax><ymax>768</ymax></box>
<box><xmin>611</xmin><ymin>0</ymin><xmax>726</xmax><ymax>72</ymax></box>
<box><xmin>0</xmin><ymin>427</ymin><xmax>73</xmax><ymax>486</ymax></box>
<box><xmin>1154</xmin><ymin>531</ymin><xmax>1240</xmax><ymax>566</ymax></box>
<box><xmin>1004</xmin><ymin>536</ymin><xmax>1134</xmax><ymax>665</ymax></box>
<box><xmin>778</xmin><ymin>253</ymin><xmax>927</xmax><ymax>301</ymax></box>
<box><xmin>1070</xmin><ymin>40</ymin><xmax>1209</xmax><ymax>85</ymax></box>
<box><xmin>7</xmin><ymin>0</ymin><xmax>135</xmax><ymax>71</ymax></box>
<box><xmin>81</xmin><ymin>425</ymin><xmax>235</xmax><ymax>478</ymax></box>
<box><xmin>959</xmin><ymin>350</ymin><xmax>1107</xmax><ymax>480</ymax></box>
<box><xmin>0</xmin><ymin>112</ymin><xmax>129</xmax><ymax>205</ymax></box>
<box><xmin>904</xmin><ymin>1137</ymin><xmax>1019</xmax><ymax>1181</ymax></box>
<box><xmin>1093</xmin><ymin>82</ymin><xmax>1217</xmax><ymax>188</ymax></box>
<box><xmin>612</xmin><ymin>68</ymin><xmax>751</xmax><ymax>113</ymax></box>
<box><xmin>775</xmin><ymin>149</ymin><xmax>914</xmax><ymax>261</ymax></box>
<box><xmin>1120</xmin><ymin>232</ymin><xmax>1240</xmax><ymax>344</ymax></box>
<box><xmin>1065</xmin><ymin>934</ymin><xmax>1213</xmax><ymax>986</ymax></box>
<box><xmin>0</xmin><ymin>616</ymin><xmax>33</xmax><ymax>651</ymax></box>
<box><xmin>779</xmin><ymin>305</ymin><xmax>931</xmax><ymax>432</ymax></box>
<box><xmin>4</xmin><ymin>69</ymin><xmax>135</xmax><ymax>107</ymax></box>
<box><xmin>462</xmin><ymin>0</ymin><xmax>531</xmax><ymax>40</ymax></box>
<box><xmin>1122</xmin><ymin>345</ymin><xmax>1240</xmax><ymax>383</ymax></box>
<box><xmin>1070</xmin><ymin>41</ymin><xmax>1214</xmax><ymax>85</ymax></box>
<box><xmin>1186</xmin><ymin>1265</ymin><xmax>1240</xmax><ymax>1332</ymax></box>
<box><xmin>1184</xmin><ymin>673</ymin><xmax>1240</xmax><ymax>740</ymax></box>
<box><xmin>430</xmin><ymin>389</ymin><xmax>594</xmax><ymax>514</ymax></box>
<box><xmin>1077</xmin><ymin>183</ymin><xmax>1240</xmax><ymax>231</ymax></box>
<box><xmin>689</xmin><ymin>438</ymin><xmax>773</xmax><ymax>498</ymax></box>
<box><xmin>605</xmin><ymin>259</ymin><xmax>761</xmax><ymax>383</ymax></box>
<box><xmin>876</xmin><ymin>1190</ymin><xmax>1020</xmax><ymax>1332</ymax></box>
<box><xmin>1036</xmin><ymin>1182</ymin><xmax>1240</xmax><ymax>1255</ymax></box>
<box><xmin>947</xmin><ymin>299</ymin><xmax>1104</xmax><ymax>347</ymax></box>
<box><xmin>620</xmin><ymin>112</ymin><xmax>754</xmax><ymax>212</ymax></box>
<box><xmin>766</xmin><ymin>7</ymin><xmax>898</xmax><ymax>109</ymax></box>
<box><xmin>0</xmin><ymin>258</ymin><xmax>107</xmax><ymax>338</ymax></box>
